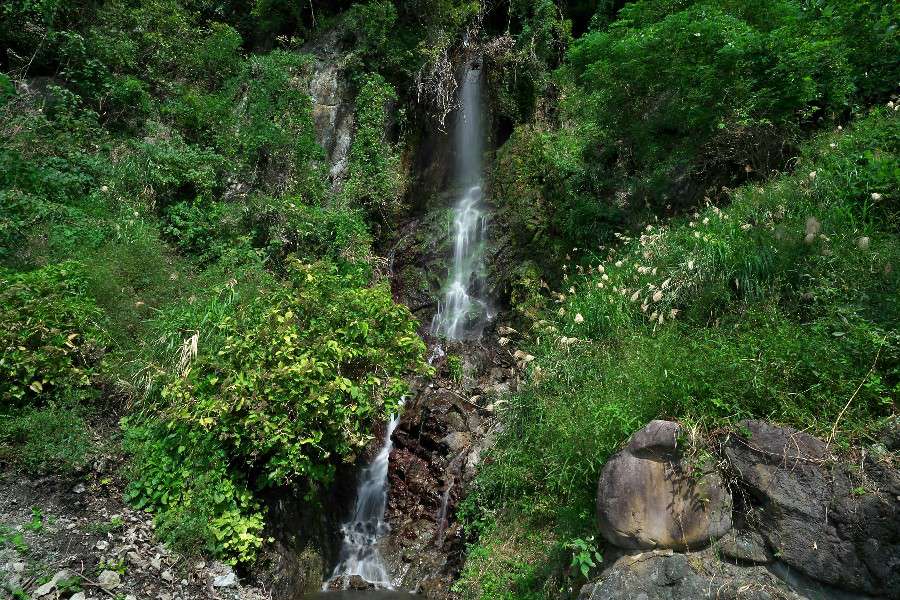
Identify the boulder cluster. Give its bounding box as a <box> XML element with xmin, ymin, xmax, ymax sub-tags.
<box><xmin>584</xmin><ymin>420</ymin><xmax>899</xmax><ymax>600</ymax></box>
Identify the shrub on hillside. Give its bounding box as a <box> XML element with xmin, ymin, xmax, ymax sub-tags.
<box><xmin>342</xmin><ymin>73</ymin><xmax>406</xmax><ymax>219</ymax></box>
<box><xmin>162</xmin><ymin>261</ymin><xmax>429</xmax><ymax>487</ymax></box>
<box><xmin>123</xmin><ymin>422</ymin><xmax>265</xmax><ymax>564</ymax></box>
<box><xmin>0</xmin><ymin>262</ymin><xmax>105</xmax><ymax>405</ymax></box>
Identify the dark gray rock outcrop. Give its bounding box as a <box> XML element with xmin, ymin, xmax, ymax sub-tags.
<box><xmin>577</xmin><ymin>549</ymin><xmax>797</xmax><ymax>600</ymax></box>
<box><xmin>725</xmin><ymin>420</ymin><xmax>900</xmax><ymax>598</ymax></box>
<box><xmin>596</xmin><ymin>420</ymin><xmax>733</xmax><ymax>550</ymax></box>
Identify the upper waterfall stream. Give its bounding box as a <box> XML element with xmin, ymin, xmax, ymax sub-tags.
<box><xmin>431</xmin><ymin>62</ymin><xmax>492</xmax><ymax>340</ymax></box>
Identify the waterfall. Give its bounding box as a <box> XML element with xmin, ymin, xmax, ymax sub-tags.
<box><xmin>327</xmin><ymin>345</ymin><xmax>446</xmax><ymax>589</ymax></box>
<box><xmin>431</xmin><ymin>61</ymin><xmax>492</xmax><ymax>340</ymax></box>
<box><xmin>325</xmin><ymin>412</ymin><xmax>402</xmax><ymax>589</ymax></box>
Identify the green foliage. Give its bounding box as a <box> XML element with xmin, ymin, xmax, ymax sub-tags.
<box><xmin>0</xmin><ymin>74</ymin><xmax>14</xmax><ymax>107</ymax></box>
<box><xmin>0</xmin><ymin>262</ymin><xmax>105</xmax><ymax>404</ymax></box>
<box><xmin>118</xmin><ymin>122</ymin><xmax>222</xmax><ymax>207</ymax></box>
<box><xmin>492</xmin><ymin>124</ymin><xmax>613</xmax><ymax>260</ymax></box>
<box><xmin>565</xmin><ymin>536</ymin><xmax>601</xmax><ymax>579</ymax></box>
<box><xmin>123</xmin><ymin>421</ymin><xmax>265</xmax><ymax>564</ymax></box>
<box><xmin>504</xmin><ymin>0</ymin><xmax>900</xmax><ymax>256</ymax></box>
<box><xmin>342</xmin><ymin>73</ymin><xmax>405</xmax><ymax>218</ymax></box>
<box><xmin>246</xmin><ymin>196</ymin><xmax>372</xmax><ymax>268</ymax></box>
<box><xmin>0</xmin><ymin>402</ymin><xmax>93</xmax><ymax>474</ymax></box>
<box><xmin>163</xmin><ymin>199</ymin><xmax>243</xmax><ymax>264</ymax></box>
<box><xmin>461</xmin><ymin>109</ymin><xmax>899</xmax><ymax>600</ymax></box>
<box><xmin>571</xmin><ymin>1</ymin><xmax>853</xmax><ymax>164</ymax></box>
<box><xmin>190</xmin><ymin>22</ymin><xmax>244</xmax><ymax>84</ymax></box>
<box><xmin>342</xmin><ymin>1</ymin><xmax>400</xmax><ymax>75</ymax></box>
<box><xmin>453</xmin><ymin>519</ymin><xmax>561</xmax><ymax>600</ymax></box>
<box><xmin>448</xmin><ymin>354</ymin><xmax>464</xmax><ymax>383</ymax></box>
<box><xmin>0</xmin><ymin>524</ymin><xmax>29</xmax><ymax>555</ymax></box>
<box><xmin>487</xmin><ymin>0</ymin><xmax>572</xmax><ymax>123</ymax></box>
<box><xmin>219</xmin><ymin>50</ymin><xmax>324</xmax><ymax>196</ymax></box>
<box><xmin>163</xmin><ymin>261</ymin><xmax>429</xmax><ymax>487</ymax></box>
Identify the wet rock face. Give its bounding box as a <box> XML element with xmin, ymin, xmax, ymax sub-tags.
<box><xmin>725</xmin><ymin>420</ymin><xmax>900</xmax><ymax>598</ymax></box>
<box><xmin>380</xmin><ymin>338</ymin><xmax>516</xmax><ymax>596</ymax></box>
<box><xmin>255</xmin><ymin>472</ymin><xmax>357</xmax><ymax>599</ymax></box>
<box><xmin>309</xmin><ymin>61</ymin><xmax>353</xmax><ymax>188</ymax></box>
<box><xmin>596</xmin><ymin>420</ymin><xmax>733</xmax><ymax>551</ymax></box>
<box><xmin>305</xmin><ymin>31</ymin><xmax>354</xmax><ymax>191</ymax></box>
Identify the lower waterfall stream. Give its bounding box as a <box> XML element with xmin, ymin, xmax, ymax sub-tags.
<box><xmin>324</xmin><ymin>411</ymin><xmax>402</xmax><ymax>589</ymax></box>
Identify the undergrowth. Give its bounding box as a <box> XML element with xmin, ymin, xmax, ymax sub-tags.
<box><xmin>457</xmin><ymin>108</ymin><xmax>899</xmax><ymax>600</ymax></box>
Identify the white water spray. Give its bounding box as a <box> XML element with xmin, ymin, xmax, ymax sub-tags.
<box><xmin>327</xmin><ymin>345</ymin><xmax>446</xmax><ymax>589</ymax></box>
<box><xmin>432</xmin><ymin>62</ymin><xmax>492</xmax><ymax>340</ymax></box>
<box><xmin>325</xmin><ymin>412</ymin><xmax>402</xmax><ymax>589</ymax></box>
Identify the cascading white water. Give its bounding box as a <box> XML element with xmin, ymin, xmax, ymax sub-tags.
<box><xmin>431</xmin><ymin>62</ymin><xmax>492</xmax><ymax>340</ymax></box>
<box><xmin>326</xmin><ymin>411</ymin><xmax>401</xmax><ymax>589</ymax></box>
<box><xmin>327</xmin><ymin>345</ymin><xmax>446</xmax><ymax>589</ymax></box>
<box><xmin>327</xmin><ymin>61</ymin><xmax>490</xmax><ymax>592</ymax></box>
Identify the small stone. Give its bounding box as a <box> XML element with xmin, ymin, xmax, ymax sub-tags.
<box><xmin>95</xmin><ymin>540</ymin><xmax>109</xmax><ymax>551</ymax></box>
<box><xmin>70</xmin><ymin>593</ymin><xmax>86</xmax><ymax>600</ymax></box>
<box><xmin>127</xmin><ymin>551</ymin><xmax>146</xmax><ymax>568</ymax></box>
<box><xmin>212</xmin><ymin>570</ymin><xmax>237</xmax><ymax>588</ymax></box>
<box><xmin>73</xmin><ymin>483</ymin><xmax>86</xmax><ymax>494</ymax></box>
<box><xmin>857</xmin><ymin>236</ymin><xmax>870</xmax><ymax>251</ymax></box>
<box><xmin>161</xmin><ymin>569</ymin><xmax>174</xmax><ymax>582</ymax></box>
<box><xmin>97</xmin><ymin>570</ymin><xmax>121</xmax><ymax>590</ymax></box>
<box><xmin>34</xmin><ymin>569</ymin><xmax>72</xmax><ymax>597</ymax></box>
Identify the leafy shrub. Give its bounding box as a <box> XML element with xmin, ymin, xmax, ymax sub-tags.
<box><xmin>117</xmin><ymin>122</ymin><xmax>222</xmax><ymax>207</ymax></box>
<box><xmin>104</xmin><ymin>75</ymin><xmax>152</xmax><ymax>129</ymax></box>
<box><xmin>342</xmin><ymin>73</ymin><xmax>405</xmax><ymax>219</ymax></box>
<box><xmin>218</xmin><ymin>50</ymin><xmax>324</xmax><ymax>196</ymax></box>
<box><xmin>189</xmin><ymin>22</ymin><xmax>244</xmax><ymax>85</ymax></box>
<box><xmin>491</xmin><ymin>124</ymin><xmax>618</xmax><ymax>261</ymax></box>
<box><xmin>570</xmin><ymin>1</ymin><xmax>853</xmax><ymax>180</ymax></box>
<box><xmin>163</xmin><ymin>198</ymin><xmax>242</xmax><ymax>263</ymax></box>
<box><xmin>123</xmin><ymin>421</ymin><xmax>265</xmax><ymax>564</ymax></box>
<box><xmin>162</xmin><ymin>261</ymin><xmax>429</xmax><ymax>487</ymax></box>
<box><xmin>0</xmin><ymin>73</ymin><xmax>14</xmax><ymax>107</ymax></box>
<box><xmin>0</xmin><ymin>0</ymin><xmax>80</xmax><ymax>71</ymax></box>
<box><xmin>342</xmin><ymin>1</ymin><xmax>399</xmax><ymax>76</ymax></box>
<box><xmin>0</xmin><ymin>262</ymin><xmax>105</xmax><ymax>405</ymax></box>
<box><xmin>246</xmin><ymin>195</ymin><xmax>372</xmax><ymax>268</ymax></box>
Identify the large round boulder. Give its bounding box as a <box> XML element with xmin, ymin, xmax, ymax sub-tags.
<box><xmin>596</xmin><ymin>420</ymin><xmax>732</xmax><ymax>550</ymax></box>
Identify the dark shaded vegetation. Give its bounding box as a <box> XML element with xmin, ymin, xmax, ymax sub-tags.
<box><xmin>0</xmin><ymin>0</ymin><xmax>446</xmax><ymax>565</ymax></box>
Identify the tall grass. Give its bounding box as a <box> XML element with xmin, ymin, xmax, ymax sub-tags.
<box><xmin>456</xmin><ymin>108</ymin><xmax>899</xmax><ymax>600</ymax></box>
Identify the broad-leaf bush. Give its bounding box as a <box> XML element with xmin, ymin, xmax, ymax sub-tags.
<box><xmin>163</xmin><ymin>261</ymin><xmax>429</xmax><ymax>487</ymax></box>
<box><xmin>0</xmin><ymin>262</ymin><xmax>106</xmax><ymax>404</ymax></box>
<box><xmin>342</xmin><ymin>73</ymin><xmax>406</xmax><ymax>219</ymax></box>
<box><xmin>123</xmin><ymin>422</ymin><xmax>265</xmax><ymax>564</ymax></box>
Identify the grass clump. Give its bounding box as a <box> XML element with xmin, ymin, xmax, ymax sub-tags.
<box><xmin>0</xmin><ymin>401</ymin><xmax>93</xmax><ymax>475</ymax></box>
